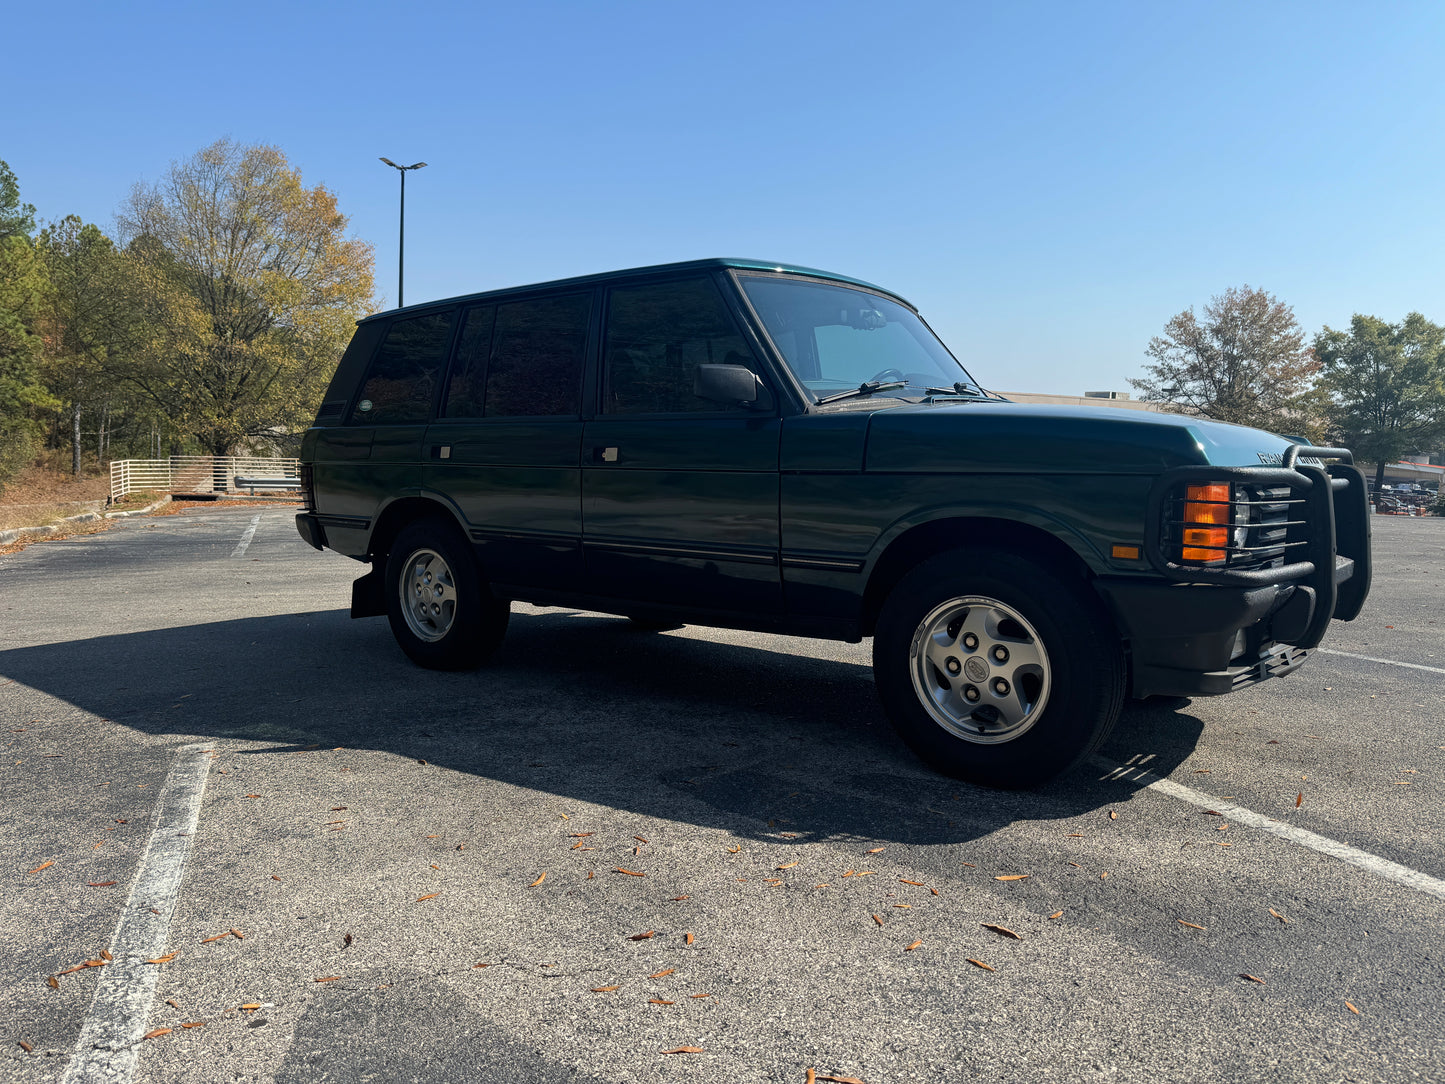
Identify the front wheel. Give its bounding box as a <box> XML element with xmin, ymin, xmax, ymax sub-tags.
<box><xmin>873</xmin><ymin>549</ymin><xmax>1125</xmax><ymax>788</ymax></box>
<box><xmin>385</xmin><ymin>518</ymin><xmax>509</xmax><ymax>670</ymax></box>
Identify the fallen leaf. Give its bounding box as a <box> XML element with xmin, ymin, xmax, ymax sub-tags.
<box><xmin>591</xmin><ymin>985</ymin><xmax>620</xmax><ymax>992</ymax></box>
<box><xmin>528</xmin><ymin>872</ymin><xmax>547</xmax><ymax>887</ymax></box>
<box><xmin>776</xmin><ymin>862</ymin><xmax>799</xmax><ymax>870</ymax></box>
<box><xmin>569</xmin><ymin>832</ymin><xmax>594</xmax><ymax>838</ymax></box>
<box><xmin>726</xmin><ymin>844</ymin><xmax>741</xmax><ymax>853</ymax></box>
<box><xmin>313</xmin><ymin>976</ymin><xmax>342</xmax><ymax>983</ymax></box>
<box><xmin>201</xmin><ymin>933</ymin><xmax>231</xmax><ymax>943</ymax></box>
<box><xmin>1193</xmin><ymin>768</ymin><xmax>1212</xmax><ymax>774</ymax></box>
<box><xmin>966</xmin><ymin>958</ymin><xmax>994</xmax><ymax>971</ymax></box>
<box><xmin>1239</xmin><ymin>973</ymin><xmax>1266</xmax><ymax>984</ymax></box>
<box><xmin>145</xmin><ymin>953</ymin><xmax>179</xmax><ymax>964</ymax></box>
<box><xmin>180</xmin><ymin>1021</ymin><xmax>206</xmax><ymax>1029</ymax></box>
<box><xmin>982</xmin><ymin>924</ymin><xmax>1022</xmax><ymax>939</ymax></box>
<box><xmin>1178</xmin><ymin>921</ymin><xmax>1206</xmax><ymax>930</ymax></box>
<box><xmin>904</xmin><ymin>940</ymin><xmax>923</xmax><ymax>951</ymax></box>
<box><xmin>866</xmin><ymin>847</ymin><xmax>884</xmax><ymax>854</ymax></box>
<box><xmin>649</xmin><ymin>968</ymin><xmax>675</xmax><ymax>978</ymax></box>
<box><xmin>960</xmin><ymin>862</ymin><xmax>976</xmax><ymax>868</ymax></box>
<box><xmin>995</xmin><ymin>874</ymin><xmax>1030</xmax><ymax>881</ymax></box>
<box><xmin>1269</xmin><ymin>908</ymin><xmax>1289</xmax><ymax>923</ymax></box>
<box><xmin>271</xmin><ymin>875</ymin><xmax>281</xmax><ymax>881</ymax></box>
<box><xmin>614</xmin><ymin>868</ymin><xmax>647</xmax><ymax>877</ymax></box>
<box><xmin>669</xmin><ymin>895</ymin><xmax>689</xmax><ymax>901</ymax></box>
<box><xmin>571</xmin><ymin>843</ymin><xmax>595</xmax><ymax>851</ymax></box>
<box><xmin>1067</xmin><ymin>862</ymin><xmax>1081</xmax><ymax>868</ymax></box>
<box><xmin>27</xmin><ymin>861</ymin><xmax>54</xmax><ymax>875</ymax></box>
<box><xmin>629</xmin><ymin>930</ymin><xmax>655</xmax><ymax>941</ymax></box>
<box><xmin>46</xmin><ymin>976</ymin><xmax>59</xmax><ymax>990</ymax></box>
<box><xmin>648</xmin><ymin>999</ymin><xmax>675</xmax><ymax>1005</ymax></box>
<box><xmin>243</xmin><ymin>794</ymin><xmax>260</xmax><ymax>799</ymax></box>
<box><xmin>1101</xmin><ymin>871</ymin><xmax>1109</xmax><ymax>879</ymax></box>
<box><xmin>688</xmin><ymin>992</ymin><xmax>710</xmax><ymax>998</ymax></box>
<box><xmin>325</xmin><ymin>820</ymin><xmax>345</xmax><ymax>825</ymax></box>
<box><xmin>931</xmin><ymin>888</ymin><xmax>939</xmax><ymax>896</ymax></box>
<box><xmin>1394</xmin><ymin>781</ymin><xmax>1413</xmax><ymax>786</ymax></box>
<box><xmin>100</xmin><ymin>949</ymin><xmax>113</xmax><ymax>961</ymax></box>
<box><xmin>587</xmin><ymin>871</ymin><xmax>594</xmax><ymax>880</ymax></box>
<box><xmin>87</xmin><ymin>881</ymin><xmax>117</xmax><ymax>888</ymax></box>
<box><xmin>899</xmin><ymin>879</ymin><xmax>924</xmax><ymax>886</ymax></box>
<box><xmin>1109</xmin><ymin>810</ymin><xmax>1118</xmax><ymax>820</ymax></box>
<box><xmin>240</xmin><ymin>1003</ymin><xmax>262</xmax><ymax>1011</ymax></box>
<box><xmin>1048</xmin><ymin>910</ymin><xmax>1064</xmax><ymax>919</ymax></box>
<box><xmin>816</xmin><ymin>1075</ymin><xmax>868</xmax><ymax>1084</ymax></box>
<box><xmin>230</xmin><ymin>928</ymin><xmax>245</xmax><ymax>940</ymax></box>
<box><xmin>330</xmin><ymin>807</ymin><xmax>347</xmax><ymax>811</ymax></box>
<box><xmin>685</xmin><ymin>932</ymin><xmax>695</xmax><ymax>944</ymax></box>
<box><xmin>842</xmin><ymin>870</ymin><xmax>856</xmax><ymax>877</ymax></box>
<box><xmin>1202</xmin><ymin>810</ymin><xmax>1223</xmax><ymax>816</ymax></box>
<box><xmin>559</xmin><ymin>813</ymin><xmax>570</xmax><ymax>820</ymax></box>
<box><xmin>872</xmin><ymin>914</ymin><xmax>884</xmax><ymax>926</ymax></box>
<box><xmin>634</xmin><ymin>836</ymin><xmax>648</xmax><ymax>843</ymax></box>
<box><xmin>1345</xmin><ymin>1000</ymin><xmax>1360</xmax><ymax>1015</ymax></box>
<box><xmin>416</xmin><ymin>892</ymin><xmax>440</xmax><ymax>901</ymax></box>
<box><xmin>474</xmin><ymin>962</ymin><xmax>489</xmax><ymax>968</ymax></box>
<box><xmin>18</xmin><ymin>1040</ymin><xmax>33</xmax><ymax>1052</ymax></box>
<box><xmin>894</xmin><ymin>903</ymin><xmax>912</xmax><ymax>909</ymax></box>
<box><xmin>166</xmin><ymin>999</ymin><xmax>179</xmax><ymax>1008</ymax></box>
<box><xmin>661</xmin><ymin>1047</ymin><xmax>704</xmax><ymax>1054</ymax></box>
<box><xmin>430</xmin><ymin>864</ymin><xmax>439</xmax><ymax>870</ymax></box>
<box><xmin>143</xmin><ymin>1028</ymin><xmax>171</xmax><ymax>1040</ymax></box>
<box><xmin>855</xmin><ymin>871</ymin><xmax>876</xmax><ymax>877</ymax></box>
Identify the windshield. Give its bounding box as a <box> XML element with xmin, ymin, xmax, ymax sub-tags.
<box><xmin>735</xmin><ymin>273</ymin><xmax>978</xmax><ymax>401</ymax></box>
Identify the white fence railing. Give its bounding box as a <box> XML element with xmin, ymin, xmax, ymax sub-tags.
<box><xmin>110</xmin><ymin>456</ymin><xmax>301</xmax><ymax>503</ymax></box>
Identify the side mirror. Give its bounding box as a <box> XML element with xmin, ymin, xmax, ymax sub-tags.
<box><xmin>695</xmin><ymin>364</ymin><xmax>771</xmax><ymax>410</ymax></box>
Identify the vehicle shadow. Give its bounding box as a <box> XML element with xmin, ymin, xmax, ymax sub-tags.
<box><xmin>0</xmin><ymin>607</ymin><xmax>1206</xmax><ymax>847</ymax></box>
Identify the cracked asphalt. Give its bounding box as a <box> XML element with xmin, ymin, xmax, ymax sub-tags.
<box><xmin>1</xmin><ymin>505</ymin><xmax>1442</xmax><ymax>1083</ymax></box>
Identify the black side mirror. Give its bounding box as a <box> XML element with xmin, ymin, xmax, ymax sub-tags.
<box><xmin>695</xmin><ymin>364</ymin><xmax>771</xmax><ymax>410</ymax></box>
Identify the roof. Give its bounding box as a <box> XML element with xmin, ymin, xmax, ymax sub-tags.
<box><xmin>362</xmin><ymin>258</ymin><xmax>909</xmax><ymax>323</ymax></box>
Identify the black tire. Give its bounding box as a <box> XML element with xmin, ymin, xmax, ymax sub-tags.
<box><xmin>385</xmin><ymin>518</ymin><xmax>509</xmax><ymax>670</ymax></box>
<box><xmin>872</xmin><ymin>548</ymin><xmax>1125</xmax><ymax>788</ymax></box>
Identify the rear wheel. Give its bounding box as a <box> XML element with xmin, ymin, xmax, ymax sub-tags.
<box><xmin>873</xmin><ymin>548</ymin><xmax>1124</xmax><ymax>787</ymax></box>
<box><xmin>385</xmin><ymin>518</ymin><xmax>509</xmax><ymax>670</ymax></box>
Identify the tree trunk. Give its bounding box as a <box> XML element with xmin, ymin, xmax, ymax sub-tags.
<box><xmin>1375</xmin><ymin>461</ymin><xmax>1387</xmax><ymax>488</ymax></box>
<box><xmin>71</xmin><ymin>402</ymin><xmax>82</xmax><ymax>477</ymax></box>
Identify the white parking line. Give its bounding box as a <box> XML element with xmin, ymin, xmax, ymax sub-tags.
<box><xmin>61</xmin><ymin>742</ymin><xmax>215</xmax><ymax>1084</ymax></box>
<box><xmin>1091</xmin><ymin>755</ymin><xmax>1445</xmax><ymax>902</ymax></box>
<box><xmin>230</xmin><ymin>514</ymin><xmax>261</xmax><ymax>559</ymax></box>
<box><xmin>1316</xmin><ymin>647</ymin><xmax>1445</xmax><ymax>676</ymax></box>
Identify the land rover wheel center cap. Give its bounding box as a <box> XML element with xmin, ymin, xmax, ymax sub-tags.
<box><xmin>964</xmin><ymin>656</ymin><xmax>989</xmax><ymax>682</ymax></box>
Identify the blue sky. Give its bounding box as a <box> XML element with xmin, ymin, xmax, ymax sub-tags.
<box><xmin>5</xmin><ymin>1</ymin><xmax>1442</xmax><ymax>394</ymax></box>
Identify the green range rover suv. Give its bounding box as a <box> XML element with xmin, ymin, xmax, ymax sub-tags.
<box><xmin>295</xmin><ymin>259</ymin><xmax>1371</xmax><ymax>787</ymax></box>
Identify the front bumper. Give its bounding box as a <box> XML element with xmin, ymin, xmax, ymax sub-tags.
<box><xmin>1103</xmin><ymin>444</ymin><xmax>1371</xmax><ymax>699</ymax></box>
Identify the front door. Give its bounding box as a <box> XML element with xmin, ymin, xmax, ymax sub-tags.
<box><xmin>582</xmin><ymin>275</ymin><xmax>781</xmax><ymax>615</ymax></box>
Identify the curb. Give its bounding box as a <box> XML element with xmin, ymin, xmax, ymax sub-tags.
<box><xmin>104</xmin><ymin>495</ymin><xmax>173</xmax><ymax>519</ymax></box>
<box><xmin>0</xmin><ymin>496</ymin><xmax>173</xmax><ymax>546</ymax></box>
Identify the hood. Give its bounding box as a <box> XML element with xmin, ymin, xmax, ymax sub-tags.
<box><xmin>862</xmin><ymin>401</ymin><xmax>1295</xmax><ymax>474</ymax></box>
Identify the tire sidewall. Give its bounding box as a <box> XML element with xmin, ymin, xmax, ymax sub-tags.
<box><xmin>874</xmin><ymin>549</ymin><xmax>1123</xmax><ymax>787</ymax></box>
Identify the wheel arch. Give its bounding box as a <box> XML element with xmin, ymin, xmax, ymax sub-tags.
<box><xmin>860</xmin><ymin>516</ymin><xmax>1101</xmax><ymax>638</ymax></box>
<box><xmin>367</xmin><ymin>495</ymin><xmax>467</xmax><ymax>564</ymax></box>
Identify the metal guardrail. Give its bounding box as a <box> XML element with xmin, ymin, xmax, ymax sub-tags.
<box><xmin>234</xmin><ymin>476</ymin><xmax>302</xmax><ymax>494</ymax></box>
<box><xmin>109</xmin><ymin>456</ymin><xmax>300</xmax><ymax>502</ymax></box>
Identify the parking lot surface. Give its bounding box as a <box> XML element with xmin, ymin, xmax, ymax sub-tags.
<box><xmin>2</xmin><ymin>507</ymin><xmax>1442</xmax><ymax>1083</ymax></box>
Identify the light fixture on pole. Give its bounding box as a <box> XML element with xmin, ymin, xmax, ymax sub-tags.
<box><xmin>379</xmin><ymin>157</ymin><xmax>427</xmax><ymax>308</ymax></box>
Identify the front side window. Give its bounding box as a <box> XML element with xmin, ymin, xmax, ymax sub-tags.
<box><xmin>604</xmin><ymin>277</ymin><xmax>758</xmax><ymax>414</ymax></box>
<box><xmin>736</xmin><ymin>274</ymin><xmax>975</xmax><ymax>400</ymax></box>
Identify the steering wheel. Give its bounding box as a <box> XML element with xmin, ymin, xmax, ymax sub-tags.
<box><xmin>869</xmin><ymin>368</ymin><xmax>906</xmax><ymax>384</ymax></box>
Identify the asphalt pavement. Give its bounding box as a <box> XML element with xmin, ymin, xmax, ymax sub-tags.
<box><xmin>1</xmin><ymin>506</ymin><xmax>1442</xmax><ymax>1083</ymax></box>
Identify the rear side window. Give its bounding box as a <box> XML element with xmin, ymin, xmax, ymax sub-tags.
<box><xmin>350</xmin><ymin>311</ymin><xmax>453</xmax><ymax>424</ymax></box>
<box><xmin>442</xmin><ymin>305</ymin><xmax>497</xmax><ymax>419</ymax></box>
<box><xmin>481</xmin><ymin>293</ymin><xmax>591</xmax><ymax>417</ymax></box>
<box><xmin>604</xmin><ymin>277</ymin><xmax>756</xmax><ymax>414</ymax></box>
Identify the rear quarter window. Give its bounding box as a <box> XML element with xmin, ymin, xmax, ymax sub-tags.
<box><xmin>350</xmin><ymin>311</ymin><xmax>454</xmax><ymax>424</ymax></box>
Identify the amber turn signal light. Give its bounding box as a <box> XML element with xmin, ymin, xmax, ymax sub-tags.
<box><xmin>1181</xmin><ymin>483</ymin><xmax>1230</xmax><ymax>562</ymax></box>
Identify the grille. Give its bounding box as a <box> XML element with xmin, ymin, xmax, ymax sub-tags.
<box><xmin>1165</xmin><ymin>482</ymin><xmax>1308</xmax><ymax>570</ymax></box>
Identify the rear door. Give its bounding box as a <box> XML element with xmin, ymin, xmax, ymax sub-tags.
<box><xmin>581</xmin><ymin>274</ymin><xmax>782</xmax><ymax>615</ymax></box>
<box><xmin>423</xmin><ymin>290</ymin><xmax>593</xmax><ymax>593</ymax></box>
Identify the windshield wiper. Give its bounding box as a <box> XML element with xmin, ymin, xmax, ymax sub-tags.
<box><xmin>924</xmin><ymin>381</ymin><xmax>995</xmax><ymax>400</ymax></box>
<box><xmin>815</xmin><ymin>379</ymin><xmax>908</xmax><ymax>405</ymax></box>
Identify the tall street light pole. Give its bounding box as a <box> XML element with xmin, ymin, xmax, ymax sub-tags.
<box><xmin>379</xmin><ymin>157</ymin><xmax>427</xmax><ymax>308</ymax></box>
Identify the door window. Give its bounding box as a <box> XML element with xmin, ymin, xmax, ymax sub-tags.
<box><xmin>603</xmin><ymin>278</ymin><xmax>758</xmax><ymax>415</ymax></box>
<box><xmin>481</xmin><ymin>293</ymin><xmax>591</xmax><ymax>417</ymax></box>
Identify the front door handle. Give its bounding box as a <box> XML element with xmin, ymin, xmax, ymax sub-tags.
<box><xmin>592</xmin><ymin>446</ymin><xmax>619</xmax><ymax>464</ymax></box>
